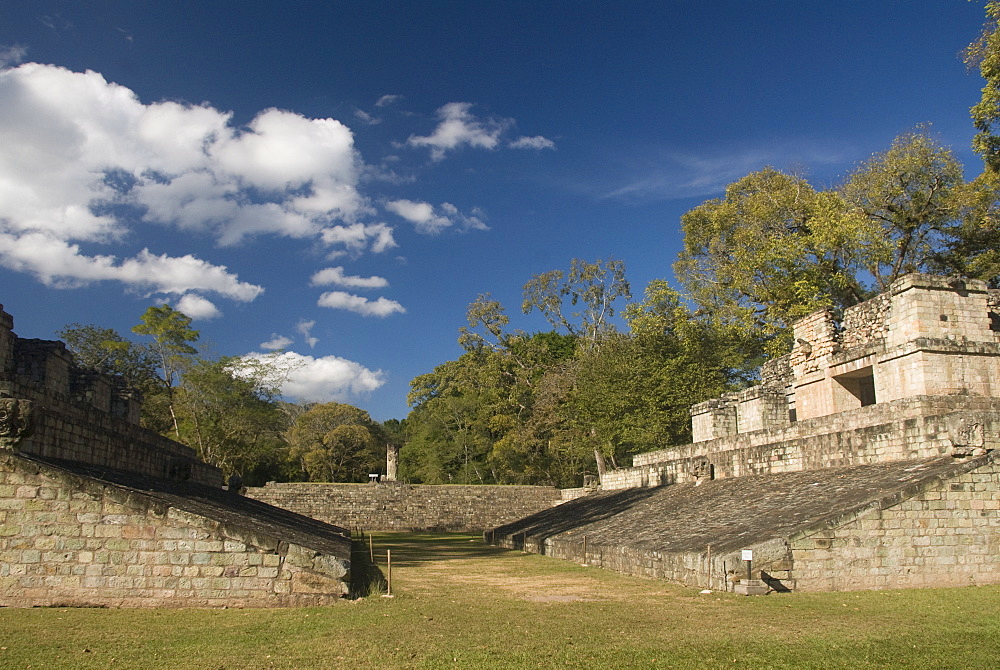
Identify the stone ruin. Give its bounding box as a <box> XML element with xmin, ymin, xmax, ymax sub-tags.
<box><xmin>0</xmin><ymin>304</ymin><xmax>352</xmax><ymax>607</ymax></box>
<box><xmin>489</xmin><ymin>274</ymin><xmax>1000</xmax><ymax>592</ymax></box>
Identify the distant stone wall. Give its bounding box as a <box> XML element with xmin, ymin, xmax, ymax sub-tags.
<box><xmin>0</xmin><ymin>453</ymin><xmax>350</xmax><ymax>607</ymax></box>
<box><xmin>246</xmin><ymin>482</ymin><xmax>563</xmax><ymax>532</ymax></box>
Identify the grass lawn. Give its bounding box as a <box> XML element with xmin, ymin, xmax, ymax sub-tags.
<box><xmin>0</xmin><ymin>532</ymin><xmax>998</xmax><ymax>669</ymax></box>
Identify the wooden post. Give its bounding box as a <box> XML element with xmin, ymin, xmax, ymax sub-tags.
<box><xmin>369</xmin><ymin>534</ymin><xmax>374</xmax><ymax>562</ymax></box>
<box><xmin>583</xmin><ymin>535</ymin><xmax>588</xmax><ymax>565</ymax></box>
<box><xmin>706</xmin><ymin>544</ymin><xmax>712</xmax><ymax>590</ymax></box>
<box><xmin>386</xmin><ymin>549</ymin><xmax>392</xmax><ymax>597</ymax></box>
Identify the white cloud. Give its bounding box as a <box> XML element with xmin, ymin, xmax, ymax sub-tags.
<box><xmin>354</xmin><ymin>109</ymin><xmax>380</xmax><ymax>125</ymax></box>
<box><xmin>0</xmin><ymin>45</ymin><xmax>27</xmax><ymax>68</ymax></box>
<box><xmin>317</xmin><ymin>291</ymin><xmax>405</xmax><ymax>317</ymax></box>
<box><xmin>385</xmin><ymin>199</ymin><xmax>451</xmax><ymax>234</ymax></box>
<box><xmin>0</xmin><ymin>62</ymin><xmax>369</xmax><ymax>298</ymax></box>
<box><xmin>509</xmin><ymin>135</ymin><xmax>556</xmax><ymax>150</ymax></box>
<box><xmin>386</xmin><ymin>199</ymin><xmax>488</xmax><ymax>234</ymax></box>
<box><xmin>240</xmin><ymin>351</ymin><xmax>385</xmax><ymax>402</ymax></box>
<box><xmin>406</xmin><ymin>102</ymin><xmax>507</xmax><ymax>160</ymax></box>
<box><xmin>296</xmin><ymin>319</ymin><xmax>319</xmax><ymax>348</ymax></box>
<box><xmin>320</xmin><ymin>222</ymin><xmax>397</xmax><ymax>256</ymax></box>
<box><xmin>311</xmin><ymin>266</ymin><xmax>389</xmax><ymax>289</ymax></box>
<box><xmin>175</xmin><ymin>293</ymin><xmax>222</xmax><ymax>320</ymax></box>
<box><xmin>375</xmin><ymin>94</ymin><xmax>402</xmax><ymax>108</ymax></box>
<box><xmin>0</xmin><ymin>231</ymin><xmax>263</xmax><ymax>300</ymax></box>
<box><xmin>260</xmin><ymin>334</ymin><xmax>294</xmax><ymax>350</ymax></box>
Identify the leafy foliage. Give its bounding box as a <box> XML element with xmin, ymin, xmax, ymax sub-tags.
<box><xmin>286</xmin><ymin>403</ymin><xmax>388</xmax><ymax>482</ymax></box>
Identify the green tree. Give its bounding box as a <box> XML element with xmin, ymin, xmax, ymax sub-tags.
<box><xmin>522</xmin><ymin>258</ymin><xmax>631</xmax><ymax>350</ymax></box>
<box><xmin>132</xmin><ymin>304</ymin><xmax>200</xmax><ymax>438</ymax></box>
<box><xmin>57</xmin><ymin>324</ymin><xmax>156</xmax><ymax>389</ymax></box>
<box><xmin>840</xmin><ymin>129</ymin><xmax>966</xmax><ymax>290</ymax></box>
<box><xmin>175</xmin><ymin>357</ymin><xmax>290</xmax><ymax>483</ymax></box>
<box><xmin>286</xmin><ymin>403</ymin><xmax>387</xmax><ymax>482</ymax></box>
<box><xmin>967</xmin><ymin>1</ymin><xmax>1000</xmax><ymax>172</ymax></box>
<box><xmin>57</xmin><ymin>323</ymin><xmax>173</xmax><ymax>432</ymax></box>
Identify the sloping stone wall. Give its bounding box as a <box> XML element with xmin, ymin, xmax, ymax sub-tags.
<box><xmin>787</xmin><ymin>458</ymin><xmax>1000</xmax><ymax>591</ymax></box>
<box><xmin>489</xmin><ymin>453</ymin><xmax>1000</xmax><ymax>592</ymax></box>
<box><xmin>0</xmin><ymin>304</ymin><xmax>353</xmax><ymax>607</ymax></box>
<box><xmin>0</xmin><ymin>452</ymin><xmax>351</xmax><ymax>607</ymax></box>
<box><xmin>246</xmin><ymin>482</ymin><xmax>563</xmax><ymax>532</ymax></box>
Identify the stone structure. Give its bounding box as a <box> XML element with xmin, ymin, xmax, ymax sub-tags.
<box><xmin>0</xmin><ymin>305</ymin><xmax>352</xmax><ymax>607</ymax></box>
<box><xmin>246</xmin><ymin>481</ymin><xmax>565</xmax><ymax>532</ymax></box>
<box><xmin>489</xmin><ymin>275</ymin><xmax>1000</xmax><ymax>592</ymax></box>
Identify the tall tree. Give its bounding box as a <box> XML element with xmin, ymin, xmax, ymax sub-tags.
<box><xmin>175</xmin><ymin>357</ymin><xmax>290</xmax><ymax>483</ymax></box>
<box><xmin>286</xmin><ymin>403</ymin><xmax>387</xmax><ymax>482</ymax></box>
<box><xmin>522</xmin><ymin>258</ymin><xmax>631</xmax><ymax>350</ymax></box>
<box><xmin>840</xmin><ymin>129</ymin><xmax>966</xmax><ymax>291</ymax></box>
<box><xmin>132</xmin><ymin>304</ymin><xmax>200</xmax><ymax>438</ymax></box>
<box><xmin>674</xmin><ymin>167</ymin><xmax>872</xmax><ymax>355</ymax></box>
<box><xmin>967</xmin><ymin>1</ymin><xmax>1000</xmax><ymax>173</ymax></box>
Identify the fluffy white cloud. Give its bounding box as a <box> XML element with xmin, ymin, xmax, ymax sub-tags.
<box><xmin>509</xmin><ymin>135</ymin><xmax>556</xmax><ymax>150</ymax></box>
<box><xmin>241</xmin><ymin>351</ymin><xmax>385</xmax><ymax>402</ymax></box>
<box><xmin>385</xmin><ymin>199</ymin><xmax>451</xmax><ymax>234</ymax></box>
<box><xmin>311</xmin><ymin>266</ymin><xmax>389</xmax><ymax>289</ymax></box>
<box><xmin>175</xmin><ymin>293</ymin><xmax>222</xmax><ymax>320</ymax></box>
<box><xmin>260</xmin><ymin>334</ymin><xmax>294</xmax><ymax>350</ymax></box>
<box><xmin>317</xmin><ymin>291</ymin><xmax>405</xmax><ymax>317</ymax></box>
<box><xmin>407</xmin><ymin>102</ymin><xmax>507</xmax><ymax>160</ymax></box>
<box><xmin>0</xmin><ymin>62</ymin><xmax>368</xmax><ymax>299</ymax></box>
<box><xmin>0</xmin><ymin>231</ymin><xmax>263</xmax><ymax>299</ymax></box>
<box><xmin>296</xmin><ymin>319</ymin><xmax>319</xmax><ymax>348</ymax></box>
<box><xmin>320</xmin><ymin>223</ymin><xmax>397</xmax><ymax>256</ymax></box>
<box><xmin>386</xmin><ymin>199</ymin><xmax>487</xmax><ymax>234</ymax></box>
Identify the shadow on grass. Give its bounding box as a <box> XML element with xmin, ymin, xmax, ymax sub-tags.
<box><xmin>361</xmin><ymin>532</ymin><xmax>519</xmax><ymax>568</ymax></box>
<box><xmin>350</xmin><ymin>538</ymin><xmax>387</xmax><ymax>597</ymax></box>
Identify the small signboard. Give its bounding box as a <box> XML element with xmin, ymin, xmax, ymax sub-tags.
<box><xmin>741</xmin><ymin>549</ymin><xmax>753</xmax><ymax>561</ymax></box>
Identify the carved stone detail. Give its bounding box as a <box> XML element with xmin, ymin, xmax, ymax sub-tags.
<box><xmin>948</xmin><ymin>416</ymin><xmax>987</xmax><ymax>457</ymax></box>
<box><xmin>0</xmin><ymin>394</ymin><xmax>34</xmax><ymax>451</ymax></box>
<box><xmin>691</xmin><ymin>458</ymin><xmax>714</xmax><ymax>484</ymax></box>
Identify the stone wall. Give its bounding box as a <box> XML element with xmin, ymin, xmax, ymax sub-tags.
<box><xmin>489</xmin><ymin>453</ymin><xmax>1000</xmax><ymax>593</ymax></box>
<box><xmin>0</xmin><ymin>306</ymin><xmax>218</xmax><ymax>487</ymax></box>
<box><xmin>0</xmin><ymin>452</ymin><xmax>351</xmax><ymax>607</ymax></box>
<box><xmin>787</xmin><ymin>459</ymin><xmax>1000</xmax><ymax>591</ymax></box>
<box><xmin>246</xmin><ymin>481</ymin><xmax>563</xmax><ymax>532</ymax></box>
<box><xmin>608</xmin><ymin>395</ymin><xmax>1000</xmax><ymax>490</ymax></box>
<box><xmin>0</xmin><ymin>304</ymin><xmax>354</xmax><ymax>607</ymax></box>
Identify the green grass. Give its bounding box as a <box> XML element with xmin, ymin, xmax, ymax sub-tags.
<box><xmin>1</xmin><ymin>532</ymin><xmax>998</xmax><ymax>669</ymax></box>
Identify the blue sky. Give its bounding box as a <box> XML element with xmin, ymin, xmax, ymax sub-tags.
<box><xmin>0</xmin><ymin>1</ymin><xmax>991</xmax><ymax>420</ymax></box>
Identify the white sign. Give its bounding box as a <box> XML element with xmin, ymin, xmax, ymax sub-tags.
<box><xmin>741</xmin><ymin>549</ymin><xmax>753</xmax><ymax>561</ymax></box>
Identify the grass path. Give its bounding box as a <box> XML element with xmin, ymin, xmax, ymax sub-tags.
<box><xmin>0</xmin><ymin>532</ymin><xmax>998</xmax><ymax>669</ymax></box>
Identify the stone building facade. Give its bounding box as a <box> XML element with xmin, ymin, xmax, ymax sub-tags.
<box><xmin>490</xmin><ymin>275</ymin><xmax>1000</xmax><ymax>592</ymax></box>
<box><xmin>0</xmin><ymin>305</ymin><xmax>352</xmax><ymax>607</ymax></box>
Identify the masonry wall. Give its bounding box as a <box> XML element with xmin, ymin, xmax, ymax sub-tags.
<box><xmin>606</xmin><ymin>396</ymin><xmax>1000</xmax><ymax>490</ymax></box>
<box><xmin>0</xmin><ymin>306</ymin><xmax>218</xmax><ymax>487</ymax></box>
<box><xmin>0</xmin><ymin>453</ymin><xmax>349</xmax><ymax>607</ymax></box>
<box><xmin>788</xmin><ymin>461</ymin><xmax>1000</xmax><ymax>591</ymax></box>
<box><xmin>246</xmin><ymin>482</ymin><xmax>563</xmax><ymax>532</ymax></box>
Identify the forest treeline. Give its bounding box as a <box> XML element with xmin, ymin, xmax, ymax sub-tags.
<box><xmin>60</xmin><ymin>3</ymin><xmax>1000</xmax><ymax>488</ymax></box>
